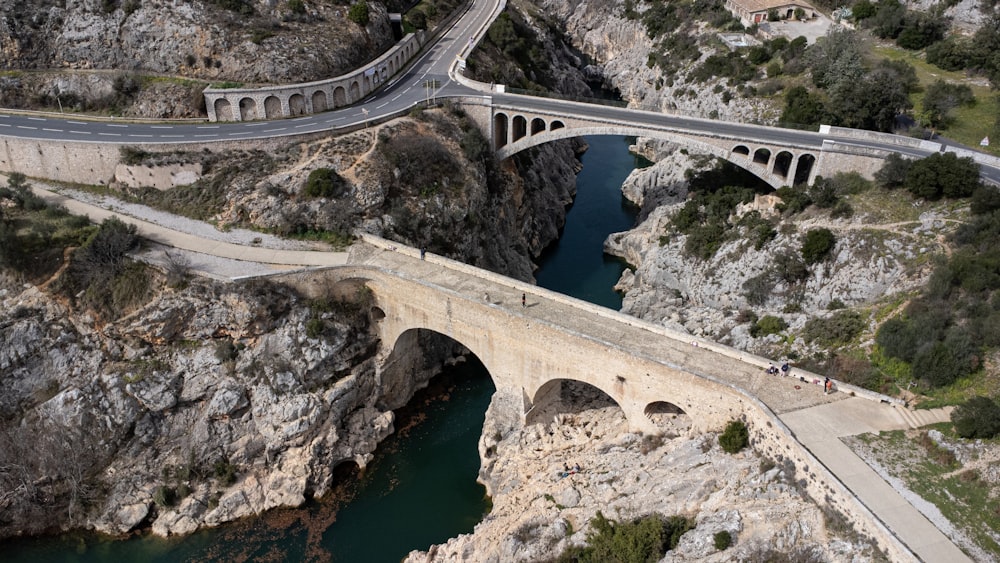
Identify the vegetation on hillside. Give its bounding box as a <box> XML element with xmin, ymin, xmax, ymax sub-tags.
<box><xmin>552</xmin><ymin>511</ymin><xmax>694</xmax><ymax>562</ymax></box>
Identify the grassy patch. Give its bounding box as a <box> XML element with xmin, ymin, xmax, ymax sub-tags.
<box><xmin>854</xmin><ymin>428</ymin><xmax>1000</xmax><ymax>558</ymax></box>
<box><xmin>872</xmin><ymin>45</ymin><xmax>999</xmax><ymax>156</ymax></box>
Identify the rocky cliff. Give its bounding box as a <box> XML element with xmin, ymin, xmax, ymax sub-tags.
<box><xmin>0</xmin><ymin>0</ymin><xmax>395</xmax><ymax>117</ymax></box>
<box><xmin>0</xmin><ymin>271</ymin><xmax>393</xmax><ymax>537</ymax></box>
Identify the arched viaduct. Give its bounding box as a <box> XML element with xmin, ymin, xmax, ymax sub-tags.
<box><xmin>285</xmin><ymin>254</ymin><xmax>768</xmax><ymax>437</ymax></box>
<box><xmin>203</xmin><ymin>32</ymin><xmax>424</xmax><ymax>122</ymax></box>
<box><xmin>485</xmin><ymin>105</ymin><xmax>823</xmax><ymax>188</ymax></box>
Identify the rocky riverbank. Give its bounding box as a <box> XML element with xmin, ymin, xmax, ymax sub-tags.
<box><xmin>406</xmin><ymin>384</ymin><xmax>882</xmax><ymax>562</ymax></box>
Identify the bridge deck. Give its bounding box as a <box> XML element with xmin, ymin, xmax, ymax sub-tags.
<box><xmin>349</xmin><ymin>241</ymin><xmax>841</xmax><ymax>415</ymax></box>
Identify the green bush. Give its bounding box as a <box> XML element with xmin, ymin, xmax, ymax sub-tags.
<box><xmin>750</xmin><ymin>315</ymin><xmax>787</xmax><ymax>337</ymax></box>
<box><xmin>348</xmin><ymin>2</ymin><xmax>369</xmax><ymax>25</ymax></box>
<box><xmin>303</xmin><ymin>168</ymin><xmax>346</xmax><ymax>198</ymax></box>
<box><xmin>306</xmin><ymin>316</ymin><xmax>325</xmax><ymax>339</ymax></box>
<box><xmin>214</xmin><ymin>460</ymin><xmax>237</xmax><ymax>486</ymax></box>
<box><xmin>555</xmin><ymin>511</ymin><xmax>693</xmax><ymax>562</ymax></box>
<box><xmin>802</xmin><ymin>310</ymin><xmax>865</xmax><ymax>346</ymax></box>
<box><xmin>801</xmin><ymin>228</ymin><xmax>836</xmax><ymax>265</ymax></box>
<box><xmin>713</xmin><ymin>530</ymin><xmax>733</xmax><ymax>550</ymax></box>
<box><xmin>951</xmin><ymin>396</ymin><xmax>1000</xmax><ymax>439</ymax></box>
<box><xmin>719</xmin><ymin>420</ymin><xmax>749</xmax><ymax>454</ymax></box>
<box><xmin>906</xmin><ymin>152</ymin><xmax>981</xmax><ymax>200</ymax></box>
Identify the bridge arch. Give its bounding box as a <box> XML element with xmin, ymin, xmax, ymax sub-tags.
<box><xmin>264</xmin><ymin>95</ymin><xmax>282</xmax><ymax>119</ymax></box>
<box><xmin>530</xmin><ymin>117</ymin><xmax>545</xmax><ymax>135</ymax></box>
<box><xmin>289</xmin><ymin>93</ymin><xmax>306</xmax><ymax>116</ymax></box>
<box><xmin>214</xmin><ymin>98</ymin><xmax>233</xmax><ymax>121</ymax></box>
<box><xmin>349</xmin><ymin>81</ymin><xmax>361</xmax><ymax>102</ymax></box>
<box><xmin>334</xmin><ymin>86</ymin><xmax>348</xmax><ymax>107</ymax></box>
<box><xmin>238</xmin><ymin>97</ymin><xmax>257</xmax><ymax>121</ymax></box>
<box><xmin>732</xmin><ymin>145</ymin><xmax>750</xmax><ymax>156</ymax></box>
<box><xmin>772</xmin><ymin>150</ymin><xmax>793</xmax><ymax>178</ymax></box>
<box><xmin>753</xmin><ymin>147</ymin><xmax>771</xmax><ymax>165</ymax></box>
<box><xmin>525</xmin><ymin>378</ymin><xmax>625</xmax><ymax>427</ymax></box>
<box><xmin>512</xmin><ymin>115</ymin><xmax>527</xmax><ymax>142</ymax></box>
<box><xmin>312</xmin><ymin>90</ymin><xmax>328</xmax><ymax>113</ymax></box>
<box><xmin>494</xmin><ymin>112</ymin><xmax>509</xmax><ymax>148</ymax></box>
<box><xmin>793</xmin><ymin>153</ymin><xmax>817</xmax><ymax>185</ymax></box>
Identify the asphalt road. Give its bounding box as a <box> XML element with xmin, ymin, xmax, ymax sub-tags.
<box><xmin>0</xmin><ymin>0</ymin><xmax>998</xmax><ymax>187</ymax></box>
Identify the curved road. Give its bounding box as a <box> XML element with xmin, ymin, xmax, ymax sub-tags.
<box><xmin>0</xmin><ymin>0</ymin><xmax>998</xmax><ymax>186</ymax></box>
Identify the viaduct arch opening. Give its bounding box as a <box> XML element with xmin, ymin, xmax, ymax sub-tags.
<box><xmin>525</xmin><ymin>378</ymin><xmax>625</xmax><ymax>428</ymax></box>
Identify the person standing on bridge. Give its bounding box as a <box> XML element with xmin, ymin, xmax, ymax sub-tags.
<box><xmin>522</xmin><ymin>293</ymin><xmax>526</xmax><ymax>308</ymax></box>
<box><xmin>420</xmin><ymin>247</ymin><xmax>426</xmax><ymax>260</ymax></box>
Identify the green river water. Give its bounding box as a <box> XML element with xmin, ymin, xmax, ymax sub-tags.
<box><xmin>4</xmin><ymin>135</ymin><xmax>644</xmax><ymax>562</ymax></box>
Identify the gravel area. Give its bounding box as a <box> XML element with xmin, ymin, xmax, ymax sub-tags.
<box><xmin>47</xmin><ymin>183</ymin><xmax>328</xmax><ymax>252</ymax></box>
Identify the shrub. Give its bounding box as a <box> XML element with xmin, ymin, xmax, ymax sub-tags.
<box><xmin>719</xmin><ymin>420</ymin><xmax>749</xmax><ymax>453</ymax></box>
<box><xmin>215</xmin><ymin>338</ymin><xmax>238</xmax><ymax>362</ymax></box>
<box><xmin>303</xmin><ymin>168</ymin><xmax>346</xmax><ymax>198</ymax></box>
<box><xmin>750</xmin><ymin>315</ymin><xmax>787</xmax><ymax>337</ymax></box>
<box><xmin>714</xmin><ymin>530</ymin><xmax>733</xmax><ymax>550</ymax></box>
<box><xmin>906</xmin><ymin>152</ymin><xmax>981</xmax><ymax>200</ymax></box>
<box><xmin>801</xmin><ymin>228</ymin><xmax>836</xmax><ymax>265</ymax></box>
<box><xmin>348</xmin><ymin>2</ymin><xmax>369</xmax><ymax>25</ymax></box>
<box><xmin>306</xmin><ymin>316</ymin><xmax>325</xmax><ymax>339</ymax></box>
<box><xmin>557</xmin><ymin>512</ymin><xmax>693</xmax><ymax>561</ymax></box>
<box><xmin>153</xmin><ymin>485</ymin><xmax>177</xmax><ymax>507</ymax></box>
<box><xmin>952</xmin><ymin>396</ymin><xmax>1000</xmax><ymax>439</ymax></box>
<box><xmin>802</xmin><ymin>310</ymin><xmax>865</xmax><ymax>346</ymax></box>
<box><xmin>214</xmin><ymin>460</ymin><xmax>237</xmax><ymax>486</ymax></box>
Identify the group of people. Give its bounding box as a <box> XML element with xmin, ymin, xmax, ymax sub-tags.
<box><xmin>765</xmin><ymin>361</ymin><xmax>791</xmax><ymax>376</ymax></box>
<box><xmin>558</xmin><ymin>463</ymin><xmax>583</xmax><ymax>478</ymax></box>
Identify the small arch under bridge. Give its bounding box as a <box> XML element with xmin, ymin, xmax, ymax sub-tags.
<box><xmin>489</xmin><ymin>103</ymin><xmax>820</xmax><ymax>188</ymax></box>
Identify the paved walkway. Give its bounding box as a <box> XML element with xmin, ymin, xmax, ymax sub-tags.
<box><xmin>782</xmin><ymin>400</ymin><xmax>967</xmax><ymax>562</ymax></box>
<box><xmin>29</xmin><ymin>184</ymin><xmax>349</xmax><ymax>276</ymax></box>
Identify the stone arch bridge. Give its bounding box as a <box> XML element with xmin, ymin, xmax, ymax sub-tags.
<box><xmin>281</xmin><ymin>237</ymin><xmax>839</xmax><ymax>436</ymax></box>
<box><xmin>458</xmin><ymin>96</ymin><xmax>902</xmax><ymax>189</ymax></box>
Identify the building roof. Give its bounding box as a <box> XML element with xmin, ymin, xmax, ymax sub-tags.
<box><xmin>730</xmin><ymin>0</ymin><xmax>814</xmax><ymax>13</ymax></box>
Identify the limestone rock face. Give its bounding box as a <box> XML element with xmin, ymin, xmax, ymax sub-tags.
<box><xmin>0</xmin><ymin>0</ymin><xmax>394</xmax><ymax>115</ymax></box>
<box><xmin>407</xmin><ymin>399</ymin><xmax>882</xmax><ymax>562</ymax></box>
<box><xmin>0</xmin><ymin>274</ymin><xmax>391</xmax><ymax>539</ymax></box>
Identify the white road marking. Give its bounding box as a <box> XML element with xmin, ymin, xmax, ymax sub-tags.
<box><xmin>262</xmin><ymin>128</ymin><xmax>286</xmax><ymax>132</ymax></box>
<box><xmin>160</xmin><ymin>135</ymin><xmax>184</xmax><ymax>138</ymax></box>
<box><xmin>391</xmin><ymin>94</ymin><xmax>402</xmax><ymax>101</ymax></box>
<box><xmin>376</xmin><ymin>102</ymin><xmax>388</xmax><ymax>109</ymax></box>
<box><xmin>128</xmin><ymin>134</ymin><xmax>153</xmax><ymax>138</ymax></box>
<box><xmin>228</xmin><ymin>131</ymin><xmax>252</xmax><ymax>136</ymax></box>
<box><xmin>16</xmin><ymin>125</ymin><xmax>37</xmax><ymax>130</ymax></box>
<box><xmin>0</xmin><ymin>123</ymin><xmax>10</xmax><ymax>127</ymax></box>
<box><xmin>197</xmin><ymin>125</ymin><xmax>220</xmax><ymax>129</ymax></box>
<box><xmin>67</xmin><ymin>121</ymin><xmax>87</xmax><ymax>125</ymax></box>
<box><xmin>194</xmin><ymin>134</ymin><xmax>219</xmax><ymax>138</ymax></box>
<box><xmin>42</xmin><ymin>128</ymin><xmax>63</xmax><ymax>132</ymax></box>
<box><xmin>150</xmin><ymin>125</ymin><xmax>174</xmax><ymax>129</ymax></box>
<box><xmin>294</xmin><ymin>123</ymin><xmax>314</xmax><ymax>128</ymax></box>
<box><xmin>27</xmin><ymin>117</ymin><xmax>45</xmax><ymax>121</ymax></box>
<box><xmin>69</xmin><ymin>130</ymin><xmax>90</xmax><ymax>134</ymax></box>
<box><xmin>98</xmin><ymin>132</ymin><xmax>121</xmax><ymax>136</ymax></box>
<box><xmin>107</xmin><ymin>124</ymin><xmax>128</xmax><ymax>128</ymax></box>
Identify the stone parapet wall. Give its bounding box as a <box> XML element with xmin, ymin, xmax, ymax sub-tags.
<box><xmin>203</xmin><ymin>32</ymin><xmax>425</xmax><ymax>122</ymax></box>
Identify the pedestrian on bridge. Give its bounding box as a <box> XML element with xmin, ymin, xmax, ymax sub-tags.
<box><xmin>420</xmin><ymin>247</ymin><xmax>426</xmax><ymax>260</ymax></box>
<box><xmin>522</xmin><ymin>293</ymin><xmax>526</xmax><ymax>308</ymax></box>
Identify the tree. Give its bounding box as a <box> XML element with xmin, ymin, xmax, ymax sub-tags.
<box><xmin>827</xmin><ymin>66</ymin><xmax>912</xmax><ymax>132</ymax></box>
<box><xmin>896</xmin><ymin>12</ymin><xmax>947</xmax><ymax>50</ymax></box>
<box><xmin>780</xmin><ymin>86</ymin><xmax>825</xmax><ymax>127</ymax></box>
<box><xmin>951</xmin><ymin>396</ymin><xmax>1000</xmax><ymax>439</ymax></box>
<box><xmin>875</xmin><ymin>153</ymin><xmax>912</xmax><ymax>190</ymax></box>
<box><xmin>906</xmin><ymin>152</ymin><xmax>981</xmax><ymax>200</ymax></box>
<box><xmin>922</xmin><ymin>80</ymin><xmax>975</xmax><ymax>129</ymax></box>
<box><xmin>801</xmin><ymin>228</ymin><xmax>836</xmax><ymax>264</ymax></box>
<box><xmin>852</xmin><ymin>0</ymin><xmax>876</xmax><ymax>20</ymax></box>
